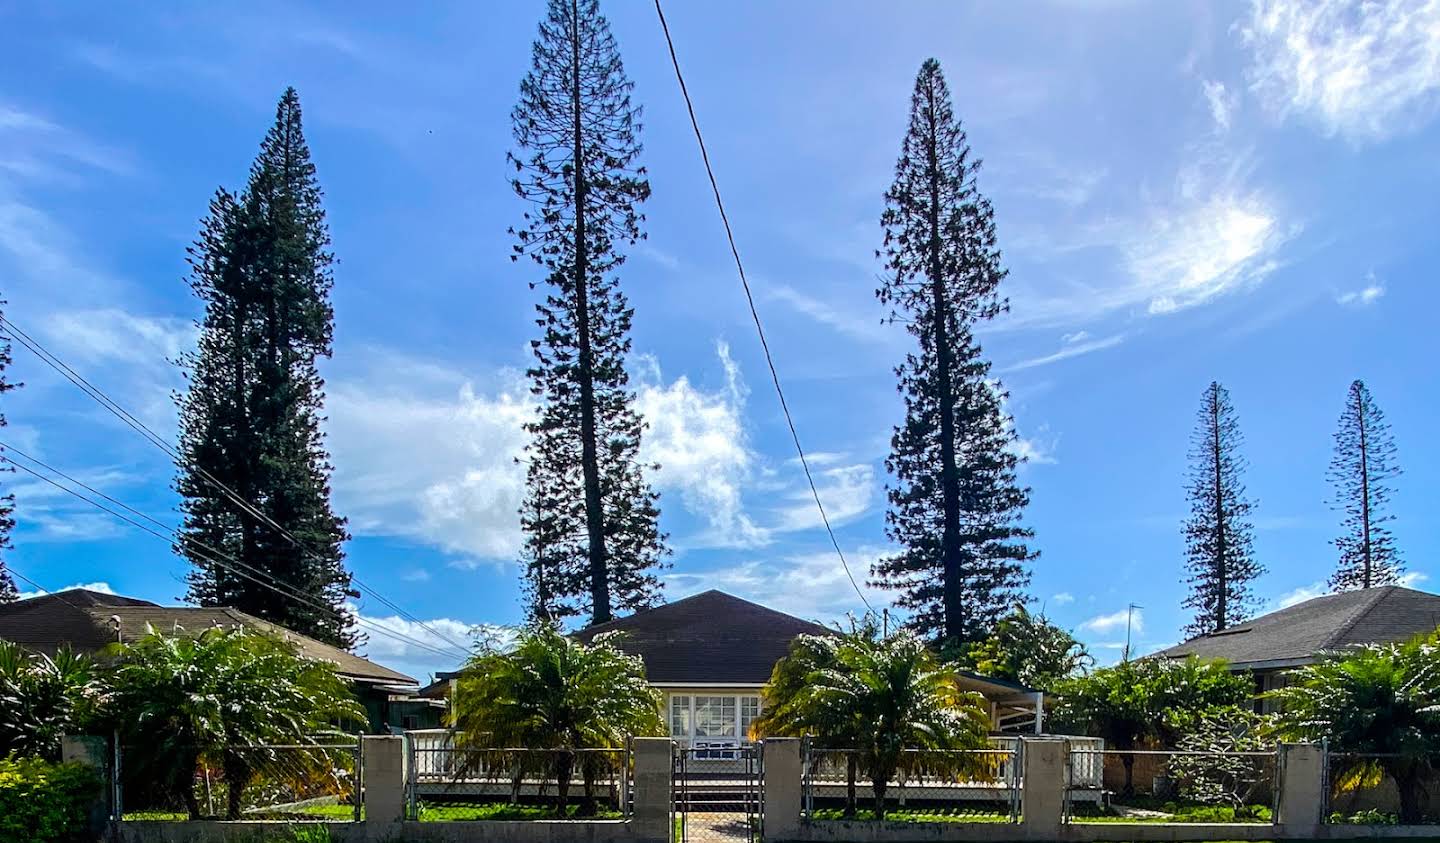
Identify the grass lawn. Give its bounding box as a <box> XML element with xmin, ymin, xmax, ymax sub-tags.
<box><xmin>415</xmin><ymin>801</ymin><xmax>624</xmax><ymax>821</ymax></box>
<box><xmin>122</xmin><ymin>803</ymin><xmax>360</xmax><ymax>821</ymax></box>
<box><xmin>809</xmin><ymin>806</ymin><xmax>1013</xmax><ymax>823</ymax></box>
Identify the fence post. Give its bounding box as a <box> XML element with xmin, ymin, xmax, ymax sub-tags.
<box><xmin>362</xmin><ymin>735</ymin><xmax>406</xmax><ymax>839</ymax></box>
<box><xmin>761</xmin><ymin>738</ymin><xmax>802</xmax><ymax>842</ymax></box>
<box><xmin>631</xmin><ymin>737</ymin><xmax>674</xmax><ymax>843</ymax></box>
<box><xmin>1275</xmin><ymin>742</ymin><xmax>1324</xmax><ymax>836</ymax></box>
<box><xmin>1019</xmin><ymin>738</ymin><xmax>1066</xmax><ymax>839</ymax></box>
<box><xmin>60</xmin><ymin>735</ymin><xmax>111</xmax><ymax>836</ymax></box>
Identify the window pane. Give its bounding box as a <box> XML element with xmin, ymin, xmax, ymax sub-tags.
<box><xmin>695</xmin><ymin>696</ymin><xmax>737</xmax><ymax>738</ymax></box>
<box><xmin>740</xmin><ymin>696</ymin><xmax>760</xmax><ymax>740</ymax></box>
<box><xmin>670</xmin><ymin>696</ymin><xmax>691</xmax><ymax>737</ymax></box>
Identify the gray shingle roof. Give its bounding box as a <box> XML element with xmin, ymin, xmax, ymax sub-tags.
<box><xmin>0</xmin><ymin>588</ymin><xmax>415</xmax><ymax>686</ymax></box>
<box><xmin>573</xmin><ymin>590</ymin><xmax>833</xmax><ymax>685</ymax></box>
<box><xmin>1150</xmin><ymin>586</ymin><xmax>1440</xmax><ymax>667</ymax></box>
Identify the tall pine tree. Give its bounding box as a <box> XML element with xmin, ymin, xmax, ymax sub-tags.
<box><xmin>176</xmin><ymin>88</ymin><xmax>355</xmax><ymax>648</ymax></box>
<box><xmin>0</xmin><ymin>298</ymin><xmax>18</xmax><ymax>605</ymax></box>
<box><xmin>869</xmin><ymin>59</ymin><xmax>1035</xmax><ymax>649</ymax></box>
<box><xmin>1182</xmin><ymin>382</ymin><xmax>1262</xmax><ymax>637</ymax></box>
<box><xmin>1327</xmin><ymin>379</ymin><xmax>1403</xmax><ymax>591</ymax></box>
<box><xmin>510</xmin><ymin>0</ymin><xmax>667</xmax><ymax>626</ymax></box>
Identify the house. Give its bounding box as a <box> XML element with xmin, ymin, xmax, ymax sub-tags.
<box><xmin>1150</xmin><ymin>585</ymin><xmax>1440</xmax><ymax>707</ymax></box>
<box><xmin>0</xmin><ymin>587</ymin><xmax>426</xmax><ymax>733</ymax></box>
<box><xmin>572</xmin><ymin>589</ymin><xmax>1048</xmax><ymax>741</ymax></box>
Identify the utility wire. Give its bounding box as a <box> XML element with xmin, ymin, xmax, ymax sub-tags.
<box><xmin>0</xmin><ymin>313</ymin><xmax>473</xmax><ymax>658</ymax></box>
<box><xmin>2</xmin><ymin>451</ymin><xmax>467</xmax><ymax>662</ymax></box>
<box><xmin>653</xmin><ymin>0</ymin><xmax>873</xmax><ymax>612</ymax></box>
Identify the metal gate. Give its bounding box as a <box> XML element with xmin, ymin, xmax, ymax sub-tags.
<box><xmin>673</xmin><ymin>743</ymin><xmax>763</xmax><ymax>843</ymax></box>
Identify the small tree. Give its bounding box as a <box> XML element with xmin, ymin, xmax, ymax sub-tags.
<box><xmin>756</xmin><ymin>617</ymin><xmax>989</xmax><ymax>818</ymax></box>
<box><xmin>452</xmin><ymin>625</ymin><xmax>662</xmax><ymax>816</ymax></box>
<box><xmin>0</xmin><ymin>641</ymin><xmax>101</xmax><ymax>759</ymax></box>
<box><xmin>107</xmin><ymin>627</ymin><xmax>365</xmax><ymax>819</ymax></box>
<box><xmin>1167</xmin><ymin>706</ymin><xmax>1273</xmax><ymax>815</ymax></box>
<box><xmin>1051</xmin><ymin>657</ymin><xmax>1251</xmax><ymax>796</ymax></box>
<box><xmin>959</xmin><ymin>603</ymin><xmax>1091</xmax><ymax>690</ymax></box>
<box><xmin>1271</xmin><ymin>633</ymin><xmax>1440</xmax><ymax>823</ymax></box>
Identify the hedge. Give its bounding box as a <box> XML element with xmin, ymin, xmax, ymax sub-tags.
<box><xmin>0</xmin><ymin>756</ymin><xmax>102</xmax><ymax>842</ymax></box>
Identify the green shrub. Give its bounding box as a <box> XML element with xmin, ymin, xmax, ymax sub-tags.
<box><xmin>0</xmin><ymin>756</ymin><xmax>102</xmax><ymax>842</ymax></box>
<box><xmin>1330</xmin><ymin>808</ymin><xmax>1399</xmax><ymax>825</ymax></box>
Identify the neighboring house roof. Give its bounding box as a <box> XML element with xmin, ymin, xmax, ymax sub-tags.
<box><xmin>0</xmin><ymin>588</ymin><xmax>416</xmax><ymax>687</ymax></box>
<box><xmin>573</xmin><ymin>590</ymin><xmax>833</xmax><ymax>686</ymax></box>
<box><xmin>1150</xmin><ymin>585</ymin><xmax>1440</xmax><ymax>669</ymax></box>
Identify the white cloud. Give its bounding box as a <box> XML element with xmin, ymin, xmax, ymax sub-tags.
<box><xmin>327</xmin><ymin>343</ymin><xmax>768</xmax><ymax>563</ymax></box>
<box><xmin>1079</xmin><ymin>606</ymin><xmax>1143</xmax><ymax>635</ymax></box>
<box><xmin>1401</xmin><ymin>571</ymin><xmax>1430</xmax><ymax>588</ymax></box>
<box><xmin>17</xmin><ymin>581</ymin><xmax>116</xmax><ymax>601</ymax></box>
<box><xmin>769</xmin><ymin>462</ymin><xmax>875</xmax><ymax>533</ymax></box>
<box><xmin>326</xmin><ymin>351</ymin><xmax>533</xmax><ymax>566</ymax></box>
<box><xmin>1202</xmin><ymin>79</ymin><xmax>1237</xmax><ymax>131</ymax></box>
<box><xmin>351</xmin><ymin>607</ymin><xmax>512</xmax><ymax>683</ymax></box>
<box><xmin>668</xmin><ymin>547</ymin><xmax>890</xmax><ymax>623</ymax></box>
<box><xmin>1003</xmin><ymin>333</ymin><xmax>1125</xmax><ymax>372</ymax></box>
<box><xmin>1129</xmin><ymin>192</ymin><xmax>1286</xmax><ymax>315</ymax></box>
<box><xmin>1337</xmin><ymin>273</ymin><xmax>1386</xmax><ymax>306</ymax></box>
<box><xmin>635</xmin><ymin>342</ymin><xmax>766</xmax><ymax>548</ymax></box>
<box><xmin>766</xmin><ymin>283</ymin><xmax>890</xmax><ymax>344</ymax></box>
<box><xmin>1051</xmin><ymin>592</ymin><xmax>1076</xmax><ymax>606</ymax></box>
<box><xmin>1240</xmin><ymin>0</ymin><xmax>1440</xmax><ymax>142</ymax></box>
<box><xmin>1273</xmin><ymin>581</ymin><xmax>1327</xmax><ymax>609</ymax></box>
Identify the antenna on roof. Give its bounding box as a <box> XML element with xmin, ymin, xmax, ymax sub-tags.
<box><xmin>1123</xmin><ymin>603</ymin><xmax>1142</xmax><ymax>662</ymax></box>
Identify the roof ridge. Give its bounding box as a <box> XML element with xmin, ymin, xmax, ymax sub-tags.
<box><xmin>1320</xmin><ymin>586</ymin><xmax>1395</xmax><ymax>651</ymax></box>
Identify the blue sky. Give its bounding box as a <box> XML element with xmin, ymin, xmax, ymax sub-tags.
<box><xmin>2</xmin><ymin>0</ymin><xmax>1438</xmax><ymax>681</ymax></box>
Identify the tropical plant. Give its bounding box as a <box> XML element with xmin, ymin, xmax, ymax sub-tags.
<box><xmin>451</xmin><ymin>625</ymin><xmax>663</xmax><ymax>816</ymax></box>
<box><xmin>755</xmin><ymin>618</ymin><xmax>989</xmax><ymax>818</ymax></box>
<box><xmin>958</xmin><ymin>603</ymin><xmax>1091</xmax><ymax>689</ymax></box>
<box><xmin>1167</xmin><ymin>706</ymin><xmax>1274</xmax><ymax>814</ymax></box>
<box><xmin>106</xmin><ymin>627</ymin><xmax>365</xmax><ymax>820</ymax></box>
<box><xmin>0</xmin><ymin>641</ymin><xmax>102</xmax><ymax>759</ymax></box>
<box><xmin>0</xmin><ymin>756</ymin><xmax>101</xmax><ymax>843</ymax></box>
<box><xmin>1050</xmin><ymin>657</ymin><xmax>1250</xmax><ymax>796</ymax></box>
<box><xmin>1270</xmin><ymin>633</ymin><xmax>1440</xmax><ymax>823</ymax></box>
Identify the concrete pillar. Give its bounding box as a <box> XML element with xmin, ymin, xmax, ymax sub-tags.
<box><xmin>1019</xmin><ymin>738</ymin><xmax>1066</xmax><ymax>838</ymax></box>
<box><xmin>362</xmin><ymin>735</ymin><xmax>406</xmax><ymax>839</ymax></box>
<box><xmin>632</xmin><ymin>737</ymin><xmax>674</xmax><ymax>843</ymax></box>
<box><xmin>60</xmin><ymin>735</ymin><xmax>111</xmax><ymax>835</ymax></box>
<box><xmin>1276</xmin><ymin>743</ymin><xmax>1325</xmax><ymax>836</ymax></box>
<box><xmin>762</xmin><ymin>738</ymin><xmax>803</xmax><ymax>842</ymax></box>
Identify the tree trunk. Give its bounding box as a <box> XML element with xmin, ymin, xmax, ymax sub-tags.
<box><xmin>845</xmin><ymin>755</ymin><xmax>858</xmax><ymax>818</ymax></box>
<box><xmin>920</xmin><ymin>81</ymin><xmax>965</xmax><ymax>648</ymax></box>
<box><xmin>568</xmin><ymin>0</ymin><xmax>611</xmax><ymax>626</ymax></box>
<box><xmin>1121</xmin><ymin>754</ymin><xmax>1136</xmax><ymax>798</ymax></box>
<box><xmin>579</xmin><ymin>757</ymin><xmax>598</xmax><ymax>817</ymax></box>
<box><xmin>554</xmin><ymin>751</ymin><xmax>574</xmax><ymax>817</ymax></box>
<box><xmin>1394</xmin><ymin>763</ymin><xmax>1427</xmax><ymax>824</ymax></box>
<box><xmin>1211</xmin><ymin>387</ymin><xmax>1228</xmax><ymax>632</ymax></box>
<box><xmin>872</xmin><ymin>775</ymin><xmax>890</xmax><ymax>820</ymax></box>
<box><xmin>223</xmin><ymin>755</ymin><xmax>249</xmax><ymax>821</ymax></box>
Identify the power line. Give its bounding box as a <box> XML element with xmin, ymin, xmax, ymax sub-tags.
<box><xmin>2</xmin><ymin>453</ymin><xmax>468</xmax><ymax>662</ymax></box>
<box><xmin>0</xmin><ymin>313</ymin><xmax>474</xmax><ymax>657</ymax></box>
<box><xmin>652</xmin><ymin>0</ymin><xmax>873</xmax><ymax>613</ymax></box>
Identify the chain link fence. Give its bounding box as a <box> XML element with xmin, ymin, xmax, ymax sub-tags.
<box><xmin>1064</xmin><ymin>748</ymin><xmax>1277</xmax><ymax>824</ymax></box>
<box><xmin>114</xmin><ymin>739</ymin><xmax>362</xmax><ymax>822</ymax></box>
<box><xmin>406</xmin><ymin>734</ymin><xmax>631</xmax><ymax>822</ymax></box>
<box><xmin>801</xmin><ymin>743</ymin><xmax>1020</xmax><ymax>824</ymax></box>
<box><xmin>1324</xmin><ymin>751</ymin><xmax>1440</xmax><ymax>825</ymax></box>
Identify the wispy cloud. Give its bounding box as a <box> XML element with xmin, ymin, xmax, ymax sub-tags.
<box><xmin>1003</xmin><ymin>333</ymin><xmax>1125</xmax><ymax>372</ymax></box>
<box><xmin>1240</xmin><ymin>0</ymin><xmax>1440</xmax><ymax>142</ymax></box>
<box><xmin>1202</xmin><ymin>79</ymin><xmax>1237</xmax><ymax>131</ymax></box>
<box><xmin>1051</xmin><ymin>592</ymin><xmax>1076</xmax><ymax>606</ymax></box>
<box><xmin>1079</xmin><ymin>606</ymin><xmax>1143</xmax><ymax>635</ymax></box>
<box><xmin>766</xmin><ymin>283</ymin><xmax>890</xmax><ymax>344</ymax></box>
<box><xmin>668</xmin><ymin>546</ymin><xmax>890</xmax><ymax>624</ymax></box>
<box><xmin>1337</xmin><ymin>272</ymin><xmax>1386</xmax><ymax>307</ymax></box>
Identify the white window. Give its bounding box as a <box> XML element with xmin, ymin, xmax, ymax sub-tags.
<box><xmin>667</xmin><ymin>694</ymin><xmax>763</xmax><ymax>742</ymax></box>
<box><xmin>670</xmin><ymin>695</ymin><xmax>692</xmax><ymax>738</ymax></box>
<box><xmin>740</xmin><ymin>696</ymin><xmax>760</xmax><ymax>739</ymax></box>
<box><xmin>695</xmin><ymin>696</ymin><xmax>736</xmax><ymax>738</ymax></box>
